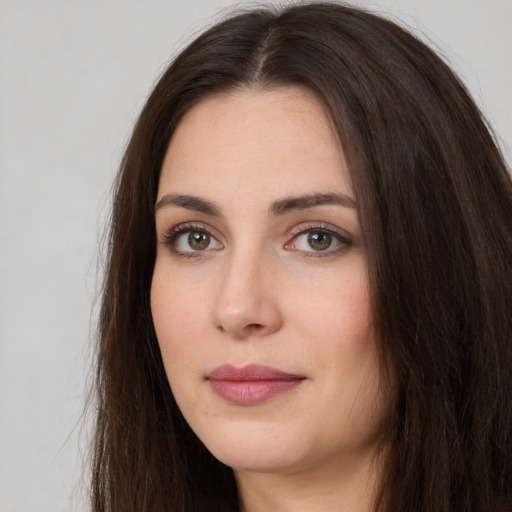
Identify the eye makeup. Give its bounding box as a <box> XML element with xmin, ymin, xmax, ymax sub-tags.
<box><xmin>160</xmin><ymin>222</ymin><xmax>224</xmax><ymax>258</ymax></box>
<box><xmin>160</xmin><ymin>220</ymin><xmax>353</xmax><ymax>259</ymax></box>
<box><xmin>284</xmin><ymin>221</ymin><xmax>353</xmax><ymax>258</ymax></box>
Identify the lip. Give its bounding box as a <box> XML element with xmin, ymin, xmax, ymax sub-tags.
<box><xmin>206</xmin><ymin>364</ymin><xmax>305</xmax><ymax>405</ymax></box>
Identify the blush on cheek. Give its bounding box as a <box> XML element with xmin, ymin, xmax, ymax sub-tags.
<box><xmin>151</xmin><ymin>276</ymin><xmax>195</xmax><ymax>330</ymax></box>
<box><xmin>151</xmin><ymin>284</ymin><xmax>210</xmax><ymax>370</ymax></box>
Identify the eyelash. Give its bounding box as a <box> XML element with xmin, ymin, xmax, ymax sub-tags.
<box><xmin>286</xmin><ymin>222</ymin><xmax>352</xmax><ymax>258</ymax></box>
<box><xmin>161</xmin><ymin>223</ymin><xmax>220</xmax><ymax>259</ymax></box>
<box><xmin>161</xmin><ymin>222</ymin><xmax>352</xmax><ymax>258</ymax></box>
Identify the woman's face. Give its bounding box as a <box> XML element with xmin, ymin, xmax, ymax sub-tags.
<box><xmin>151</xmin><ymin>87</ymin><xmax>385</xmax><ymax>478</ymax></box>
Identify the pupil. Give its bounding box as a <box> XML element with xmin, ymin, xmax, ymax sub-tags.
<box><xmin>188</xmin><ymin>231</ymin><xmax>210</xmax><ymax>250</ymax></box>
<box><xmin>308</xmin><ymin>231</ymin><xmax>331</xmax><ymax>250</ymax></box>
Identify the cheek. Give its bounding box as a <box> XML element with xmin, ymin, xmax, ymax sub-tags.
<box><xmin>291</xmin><ymin>264</ymin><xmax>379</xmax><ymax>403</ymax></box>
<box><xmin>294</xmin><ymin>261</ymin><xmax>373</xmax><ymax>350</ymax></box>
<box><xmin>150</xmin><ymin>272</ymin><xmax>211</xmax><ymax>388</ymax></box>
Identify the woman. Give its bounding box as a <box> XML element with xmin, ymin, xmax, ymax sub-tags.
<box><xmin>91</xmin><ymin>2</ymin><xmax>512</xmax><ymax>511</ymax></box>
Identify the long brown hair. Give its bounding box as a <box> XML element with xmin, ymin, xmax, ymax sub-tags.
<box><xmin>91</xmin><ymin>3</ymin><xmax>512</xmax><ymax>511</ymax></box>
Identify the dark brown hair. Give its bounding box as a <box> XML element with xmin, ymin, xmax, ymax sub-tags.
<box><xmin>91</xmin><ymin>2</ymin><xmax>512</xmax><ymax>511</ymax></box>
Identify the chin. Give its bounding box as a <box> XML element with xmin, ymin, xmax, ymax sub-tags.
<box><xmin>213</xmin><ymin>446</ymin><xmax>301</xmax><ymax>474</ymax></box>
<box><xmin>199</xmin><ymin>422</ymin><xmax>305</xmax><ymax>473</ymax></box>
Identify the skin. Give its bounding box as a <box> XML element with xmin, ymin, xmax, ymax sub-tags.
<box><xmin>151</xmin><ymin>86</ymin><xmax>386</xmax><ymax>512</ymax></box>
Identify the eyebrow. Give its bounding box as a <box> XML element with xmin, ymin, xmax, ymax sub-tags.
<box><xmin>270</xmin><ymin>193</ymin><xmax>357</xmax><ymax>215</ymax></box>
<box><xmin>155</xmin><ymin>192</ymin><xmax>357</xmax><ymax>216</ymax></box>
<box><xmin>155</xmin><ymin>194</ymin><xmax>222</xmax><ymax>216</ymax></box>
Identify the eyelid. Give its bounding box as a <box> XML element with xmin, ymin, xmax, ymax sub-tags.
<box><xmin>284</xmin><ymin>222</ymin><xmax>352</xmax><ymax>256</ymax></box>
<box><xmin>159</xmin><ymin>220</ymin><xmax>352</xmax><ymax>258</ymax></box>
<box><xmin>287</xmin><ymin>221</ymin><xmax>351</xmax><ymax>239</ymax></box>
<box><xmin>160</xmin><ymin>222</ymin><xmax>224</xmax><ymax>256</ymax></box>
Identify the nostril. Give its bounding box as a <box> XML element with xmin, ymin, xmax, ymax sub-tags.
<box><xmin>245</xmin><ymin>323</ymin><xmax>265</xmax><ymax>334</ymax></box>
<box><xmin>213</xmin><ymin>300</ymin><xmax>283</xmax><ymax>338</ymax></box>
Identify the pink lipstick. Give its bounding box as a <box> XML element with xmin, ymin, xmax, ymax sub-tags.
<box><xmin>207</xmin><ymin>364</ymin><xmax>305</xmax><ymax>405</ymax></box>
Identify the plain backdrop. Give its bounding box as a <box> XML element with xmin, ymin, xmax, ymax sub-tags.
<box><xmin>1</xmin><ymin>0</ymin><xmax>510</xmax><ymax>510</ymax></box>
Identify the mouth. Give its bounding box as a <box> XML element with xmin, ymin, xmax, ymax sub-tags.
<box><xmin>206</xmin><ymin>364</ymin><xmax>306</xmax><ymax>405</ymax></box>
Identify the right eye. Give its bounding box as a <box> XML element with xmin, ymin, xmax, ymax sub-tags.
<box><xmin>163</xmin><ymin>225</ymin><xmax>223</xmax><ymax>256</ymax></box>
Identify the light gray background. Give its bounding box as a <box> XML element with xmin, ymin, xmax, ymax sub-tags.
<box><xmin>1</xmin><ymin>1</ymin><xmax>510</xmax><ymax>510</ymax></box>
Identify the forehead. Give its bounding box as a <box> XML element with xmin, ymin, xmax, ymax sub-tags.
<box><xmin>158</xmin><ymin>86</ymin><xmax>351</xmax><ymax>200</ymax></box>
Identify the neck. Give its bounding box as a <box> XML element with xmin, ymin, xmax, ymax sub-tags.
<box><xmin>235</xmin><ymin>448</ymin><xmax>381</xmax><ymax>512</ymax></box>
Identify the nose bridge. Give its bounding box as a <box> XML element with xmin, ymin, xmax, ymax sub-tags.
<box><xmin>213</xmin><ymin>242</ymin><xmax>282</xmax><ymax>338</ymax></box>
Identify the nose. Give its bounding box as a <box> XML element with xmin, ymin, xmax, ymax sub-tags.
<box><xmin>212</xmin><ymin>249</ymin><xmax>283</xmax><ymax>339</ymax></box>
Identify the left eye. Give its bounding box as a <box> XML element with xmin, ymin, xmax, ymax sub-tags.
<box><xmin>286</xmin><ymin>229</ymin><xmax>349</xmax><ymax>254</ymax></box>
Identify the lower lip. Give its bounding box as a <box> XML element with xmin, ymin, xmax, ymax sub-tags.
<box><xmin>208</xmin><ymin>378</ymin><xmax>304</xmax><ymax>405</ymax></box>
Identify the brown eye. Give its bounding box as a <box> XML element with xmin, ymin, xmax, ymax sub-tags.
<box><xmin>307</xmin><ymin>231</ymin><xmax>332</xmax><ymax>251</ymax></box>
<box><xmin>284</xmin><ymin>226</ymin><xmax>351</xmax><ymax>257</ymax></box>
<box><xmin>188</xmin><ymin>231</ymin><xmax>210</xmax><ymax>250</ymax></box>
<box><xmin>168</xmin><ymin>226</ymin><xmax>223</xmax><ymax>255</ymax></box>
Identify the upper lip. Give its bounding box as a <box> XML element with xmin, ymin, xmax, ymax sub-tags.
<box><xmin>207</xmin><ymin>364</ymin><xmax>304</xmax><ymax>381</ymax></box>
